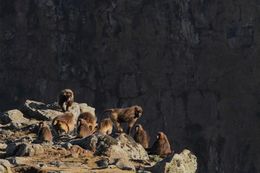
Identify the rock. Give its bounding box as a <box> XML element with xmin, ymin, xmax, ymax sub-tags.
<box><xmin>7</xmin><ymin>157</ymin><xmax>29</xmax><ymax>165</ymax></box>
<box><xmin>68</xmin><ymin>145</ymin><xmax>88</xmax><ymax>158</ymax></box>
<box><xmin>7</xmin><ymin>143</ymin><xmax>44</xmax><ymax>157</ymax></box>
<box><xmin>148</xmin><ymin>149</ymin><xmax>197</xmax><ymax>173</ymax></box>
<box><xmin>0</xmin><ymin>143</ymin><xmax>7</xmax><ymax>150</ymax></box>
<box><xmin>95</xmin><ymin>158</ymin><xmax>109</xmax><ymax>169</ymax></box>
<box><xmin>5</xmin><ymin>143</ymin><xmax>17</xmax><ymax>156</ymax></box>
<box><xmin>70</xmin><ymin>132</ymin><xmax>118</xmax><ymax>153</ymax></box>
<box><xmin>116</xmin><ymin>133</ymin><xmax>149</xmax><ymax>161</ymax></box>
<box><xmin>21</xmin><ymin>100</ymin><xmax>63</xmax><ymax>120</ymax></box>
<box><xmin>0</xmin><ymin>159</ymin><xmax>12</xmax><ymax>173</ymax></box>
<box><xmin>115</xmin><ymin>158</ymin><xmax>136</xmax><ymax>171</ymax></box>
<box><xmin>79</xmin><ymin>103</ymin><xmax>96</xmax><ymax>116</ymax></box>
<box><xmin>49</xmin><ymin>161</ymin><xmax>62</xmax><ymax>167</ymax></box>
<box><xmin>70</xmin><ymin>133</ymin><xmax>149</xmax><ymax>163</ymax></box>
<box><xmin>0</xmin><ymin>110</ymin><xmax>30</xmax><ymax>128</ymax></box>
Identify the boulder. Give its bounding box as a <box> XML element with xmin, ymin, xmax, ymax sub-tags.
<box><xmin>21</xmin><ymin>100</ymin><xmax>63</xmax><ymax>120</ymax></box>
<box><xmin>0</xmin><ymin>159</ymin><xmax>12</xmax><ymax>173</ymax></box>
<box><xmin>70</xmin><ymin>133</ymin><xmax>149</xmax><ymax>163</ymax></box>
<box><xmin>148</xmin><ymin>149</ymin><xmax>197</xmax><ymax>173</ymax></box>
<box><xmin>114</xmin><ymin>158</ymin><xmax>136</xmax><ymax>172</ymax></box>
<box><xmin>116</xmin><ymin>133</ymin><xmax>149</xmax><ymax>161</ymax></box>
<box><xmin>79</xmin><ymin>103</ymin><xmax>96</xmax><ymax>116</ymax></box>
<box><xmin>6</xmin><ymin>143</ymin><xmax>44</xmax><ymax>157</ymax></box>
<box><xmin>0</xmin><ymin>110</ymin><xmax>30</xmax><ymax>128</ymax></box>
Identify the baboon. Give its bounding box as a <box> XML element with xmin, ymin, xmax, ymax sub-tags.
<box><xmin>133</xmin><ymin>124</ymin><xmax>149</xmax><ymax>149</ymax></box>
<box><xmin>98</xmin><ymin>118</ymin><xmax>113</xmax><ymax>135</ymax></box>
<box><xmin>52</xmin><ymin>112</ymin><xmax>75</xmax><ymax>135</ymax></box>
<box><xmin>58</xmin><ymin>89</ymin><xmax>74</xmax><ymax>112</ymax></box>
<box><xmin>149</xmin><ymin>132</ymin><xmax>172</xmax><ymax>157</ymax></box>
<box><xmin>78</xmin><ymin>112</ymin><xmax>97</xmax><ymax>132</ymax></box>
<box><xmin>105</xmin><ymin>105</ymin><xmax>143</xmax><ymax>134</ymax></box>
<box><xmin>77</xmin><ymin>119</ymin><xmax>94</xmax><ymax>138</ymax></box>
<box><xmin>38</xmin><ymin>121</ymin><xmax>53</xmax><ymax>142</ymax></box>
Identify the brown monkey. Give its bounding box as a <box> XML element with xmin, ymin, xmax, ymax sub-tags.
<box><xmin>98</xmin><ymin>118</ymin><xmax>113</xmax><ymax>135</ymax></box>
<box><xmin>149</xmin><ymin>132</ymin><xmax>172</xmax><ymax>157</ymax></box>
<box><xmin>133</xmin><ymin>124</ymin><xmax>149</xmax><ymax>149</ymax></box>
<box><xmin>58</xmin><ymin>89</ymin><xmax>74</xmax><ymax>112</ymax></box>
<box><xmin>105</xmin><ymin>105</ymin><xmax>143</xmax><ymax>134</ymax></box>
<box><xmin>52</xmin><ymin>112</ymin><xmax>75</xmax><ymax>135</ymax></box>
<box><xmin>77</xmin><ymin>119</ymin><xmax>94</xmax><ymax>138</ymax></box>
<box><xmin>38</xmin><ymin>121</ymin><xmax>53</xmax><ymax>142</ymax></box>
<box><xmin>78</xmin><ymin>112</ymin><xmax>97</xmax><ymax>132</ymax></box>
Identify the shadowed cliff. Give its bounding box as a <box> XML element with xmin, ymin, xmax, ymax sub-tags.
<box><xmin>0</xmin><ymin>0</ymin><xmax>260</xmax><ymax>172</ymax></box>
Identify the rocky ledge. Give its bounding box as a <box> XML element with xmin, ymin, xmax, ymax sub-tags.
<box><xmin>0</xmin><ymin>100</ymin><xmax>197</xmax><ymax>173</ymax></box>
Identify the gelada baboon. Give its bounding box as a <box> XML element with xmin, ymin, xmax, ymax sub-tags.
<box><xmin>77</xmin><ymin>119</ymin><xmax>95</xmax><ymax>138</ymax></box>
<box><xmin>38</xmin><ymin>121</ymin><xmax>53</xmax><ymax>142</ymax></box>
<box><xmin>104</xmin><ymin>105</ymin><xmax>143</xmax><ymax>134</ymax></box>
<box><xmin>149</xmin><ymin>132</ymin><xmax>172</xmax><ymax>157</ymax></box>
<box><xmin>58</xmin><ymin>89</ymin><xmax>74</xmax><ymax>112</ymax></box>
<box><xmin>78</xmin><ymin>112</ymin><xmax>97</xmax><ymax>132</ymax></box>
<box><xmin>98</xmin><ymin>118</ymin><xmax>113</xmax><ymax>135</ymax></box>
<box><xmin>52</xmin><ymin>112</ymin><xmax>75</xmax><ymax>135</ymax></box>
<box><xmin>133</xmin><ymin>124</ymin><xmax>149</xmax><ymax>149</ymax></box>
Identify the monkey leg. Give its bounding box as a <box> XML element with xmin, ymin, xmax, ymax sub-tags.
<box><xmin>127</xmin><ymin>120</ymin><xmax>137</xmax><ymax>134</ymax></box>
<box><xmin>113</xmin><ymin>121</ymin><xmax>123</xmax><ymax>133</ymax></box>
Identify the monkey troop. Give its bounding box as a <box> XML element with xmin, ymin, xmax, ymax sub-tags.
<box><xmin>40</xmin><ymin>89</ymin><xmax>172</xmax><ymax>158</ymax></box>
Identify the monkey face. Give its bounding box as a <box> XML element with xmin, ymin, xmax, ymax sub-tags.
<box><xmin>134</xmin><ymin>106</ymin><xmax>143</xmax><ymax>118</ymax></box>
<box><xmin>157</xmin><ymin>132</ymin><xmax>164</xmax><ymax>139</ymax></box>
<box><xmin>135</xmin><ymin>124</ymin><xmax>142</xmax><ymax>132</ymax></box>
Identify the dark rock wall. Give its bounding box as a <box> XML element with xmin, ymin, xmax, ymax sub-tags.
<box><xmin>0</xmin><ymin>0</ymin><xmax>260</xmax><ymax>172</ymax></box>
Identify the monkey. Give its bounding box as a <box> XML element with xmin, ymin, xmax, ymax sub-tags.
<box><xmin>37</xmin><ymin>121</ymin><xmax>53</xmax><ymax>143</ymax></box>
<box><xmin>97</xmin><ymin>118</ymin><xmax>113</xmax><ymax>135</ymax></box>
<box><xmin>104</xmin><ymin>105</ymin><xmax>143</xmax><ymax>134</ymax></box>
<box><xmin>78</xmin><ymin>112</ymin><xmax>97</xmax><ymax>132</ymax></box>
<box><xmin>77</xmin><ymin>119</ymin><xmax>95</xmax><ymax>138</ymax></box>
<box><xmin>149</xmin><ymin>132</ymin><xmax>172</xmax><ymax>158</ymax></box>
<box><xmin>133</xmin><ymin>124</ymin><xmax>149</xmax><ymax>149</ymax></box>
<box><xmin>52</xmin><ymin>112</ymin><xmax>75</xmax><ymax>135</ymax></box>
<box><xmin>58</xmin><ymin>89</ymin><xmax>74</xmax><ymax>112</ymax></box>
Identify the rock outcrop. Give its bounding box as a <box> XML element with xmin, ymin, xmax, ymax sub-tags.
<box><xmin>148</xmin><ymin>149</ymin><xmax>197</xmax><ymax>173</ymax></box>
<box><xmin>0</xmin><ymin>99</ymin><xmax>197</xmax><ymax>172</ymax></box>
<box><xmin>1</xmin><ymin>1</ymin><xmax>258</xmax><ymax>172</ymax></box>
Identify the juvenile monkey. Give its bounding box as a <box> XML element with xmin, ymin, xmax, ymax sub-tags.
<box><xmin>77</xmin><ymin>119</ymin><xmax>94</xmax><ymax>138</ymax></box>
<box><xmin>58</xmin><ymin>89</ymin><xmax>74</xmax><ymax>112</ymax></box>
<box><xmin>52</xmin><ymin>112</ymin><xmax>75</xmax><ymax>135</ymax></box>
<box><xmin>133</xmin><ymin>124</ymin><xmax>149</xmax><ymax>149</ymax></box>
<box><xmin>78</xmin><ymin>112</ymin><xmax>97</xmax><ymax>132</ymax></box>
<box><xmin>98</xmin><ymin>118</ymin><xmax>113</xmax><ymax>135</ymax></box>
<box><xmin>104</xmin><ymin>105</ymin><xmax>143</xmax><ymax>134</ymax></box>
<box><xmin>149</xmin><ymin>132</ymin><xmax>172</xmax><ymax>157</ymax></box>
<box><xmin>38</xmin><ymin>121</ymin><xmax>53</xmax><ymax>142</ymax></box>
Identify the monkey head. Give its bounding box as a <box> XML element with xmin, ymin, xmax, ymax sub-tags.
<box><xmin>157</xmin><ymin>132</ymin><xmax>165</xmax><ymax>139</ymax></box>
<box><xmin>134</xmin><ymin>106</ymin><xmax>143</xmax><ymax>118</ymax></box>
<box><xmin>135</xmin><ymin>124</ymin><xmax>143</xmax><ymax>132</ymax></box>
<box><xmin>64</xmin><ymin>89</ymin><xmax>74</xmax><ymax>101</ymax></box>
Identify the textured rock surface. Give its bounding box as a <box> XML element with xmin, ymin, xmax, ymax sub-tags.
<box><xmin>0</xmin><ymin>109</ymin><xmax>29</xmax><ymax>127</ymax></box>
<box><xmin>148</xmin><ymin>149</ymin><xmax>197</xmax><ymax>173</ymax></box>
<box><xmin>21</xmin><ymin>99</ymin><xmax>63</xmax><ymax>120</ymax></box>
<box><xmin>0</xmin><ymin>0</ymin><xmax>259</xmax><ymax>172</ymax></box>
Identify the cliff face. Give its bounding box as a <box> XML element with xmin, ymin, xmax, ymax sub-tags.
<box><xmin>0</xmin><ymin>0</ymin><xmax>259</xmax><ymax>172</ymax></box>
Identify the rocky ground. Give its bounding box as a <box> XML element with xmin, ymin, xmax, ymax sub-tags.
<box><xmin>0</xmin><ymin>100</ymin><xmax>197</xmax><ymax>173</ymax></box>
